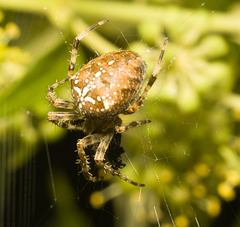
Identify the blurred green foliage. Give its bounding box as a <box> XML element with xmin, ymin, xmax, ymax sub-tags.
<box><xmin>1</xmin><ymin>0</ymin><xmax>240</xmax><ymax>227</ymax></box>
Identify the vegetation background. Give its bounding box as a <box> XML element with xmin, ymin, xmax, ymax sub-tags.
<box><xmin>1</xmin><ymin>0</ymin><xmax>240</xmax><ymax>226</ymax></box>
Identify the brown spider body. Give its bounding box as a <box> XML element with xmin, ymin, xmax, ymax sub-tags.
<box><xmin>47</xmin><ymin>20</ymin><xmax>167</xmax><ymax>187</ymax></box>
<box><xmin>81</xmin><ymin>116</ymin><xmax>122</xmax><ymax>135</ymax></box>
<box><xmin>71</xmin><ymin>50</ymin><xmax>146</xmax><ymax>118</ymax></box>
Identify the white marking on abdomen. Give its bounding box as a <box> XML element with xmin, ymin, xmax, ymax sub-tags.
<box><xmin>82</xmin><ymin>87</ymin><xmax>89</xmax><ymax>97</ymax></box>
<box><xmin>108</xmin><ymin>60</ymin><xmax>115</xmax><ymax>65</ymax></box>
<box><xmin>73</xmin><ymin>86</ymin><xmax>81</xmax><ymax>96</ymax></box>
<box><xmin>84</xmin><ymin>96</ymin><xmax>96</xmax><ymax>104</ymax></box>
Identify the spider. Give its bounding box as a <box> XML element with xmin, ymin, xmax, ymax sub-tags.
<box><xmin>47</xmin><ymin>20</ymin><xmax>167</xmax><ymax>187</ymax></box>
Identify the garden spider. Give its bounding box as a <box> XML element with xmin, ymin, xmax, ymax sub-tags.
<box><xmin>47</xmin><ymin>20</ymin><xmax>167</xmax><ymax>187</ymax></box>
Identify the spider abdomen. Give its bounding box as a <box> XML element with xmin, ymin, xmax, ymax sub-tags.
<box><xmin>71</xmin><ymin>50</ymin><xmax>146</xmax><ymax>118</ymax></box>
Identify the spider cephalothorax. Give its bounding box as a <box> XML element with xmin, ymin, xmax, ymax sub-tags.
<box><xmin>47</xmin><ymin>20</ymin><xmax>167</xmax><ymax>187</ymax></box>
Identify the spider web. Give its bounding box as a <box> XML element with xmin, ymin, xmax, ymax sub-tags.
<box><xmin>2</xmin><ymin>1</ymin><xmax>240</xmax><ymax>226</ymax></box>
<box><xmin>42</xmin><ymin>2</ymin><xmax>206</xmax><ymax>226</ymax></box>
<box><xmin>113</xmin><ymin>11</ymin><xmax>203</xmax><ymax>227</ymax></box>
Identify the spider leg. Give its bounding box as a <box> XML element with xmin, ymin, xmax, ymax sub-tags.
<box><xmin>48</xmin><ymin>77</ymin><xmax>75</xmax><ymax>109</ymax></box>
<box><xmin>124</xmin><ymin>38</ymin><xmax>168</xmax><ymax>114</ymax></box>
<box><xmin>94</xmin><ymin>133</ymin><xmax>145</xmax><ymax>187</ymax></box>
<box><xmin>47</xmin><ymin>111</ymin><xmax>84</xmax><ymax>130</ymax></box>
<box><xmin>68</xmin><ymin>20</ymin><xmax>109</xmax><ymax>79</ymax></box>
<box><xmin>115</xmin><ymin>119</ymin><xmax>151</xmax><ymax>133</ymax></box>
<box><xmin>77</xmin><ymin>134</ymin><xmax>103</xmax><ymax>182</ymax></box>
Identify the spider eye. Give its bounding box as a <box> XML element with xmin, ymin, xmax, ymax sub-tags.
<box><xmin>71</xmin><ymin>50</ymin><xmax>146</xmax><ymax>118</ymax></box>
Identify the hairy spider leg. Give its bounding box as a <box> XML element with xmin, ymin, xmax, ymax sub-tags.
<box><xmin>48</xmin><ymin>20</ymin><xmax>109</xmax><ymax>110</ymax></box>
<box><xmin>94</xmin><ymin>133</ymin><xmax>145</xmax><ymax>187</ymax></box>
<box><xmin>47</xmin><ymin>112</ymin><xmax>81</xmax><ymax>121</ymax></box>
<box><xmin>77</xmin><ymin>134</ymin><xmax>104</xmax><ymax>182</ymax></box>
<box><xmin>68</xmin><ymin>19</ymin><xmax>109</xmax><ymax>79</ymax></box>
<box><xmin>48</xmin><ymin>77</ymin><xmax>75</xmax><ymax>109</ymax></box>
<box><xmin>115</xmin><ymin>119</ymin><xmax>151</xmax><ymax>133</ymax></box>
<box><xmin>47</xmin><ymin>112</ymin><xmax>83</xmax><ymax>130</ymax></box>
<box><xmin>124</xmin><ymin>38</ymin><xmax>168</xmax><ymax>114</ymax></box>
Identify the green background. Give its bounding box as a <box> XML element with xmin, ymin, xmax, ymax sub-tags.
<box><xmin>1</xmin><ymin>0</ymin><xmax>240</xmax><ymax>226</ymax></box>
